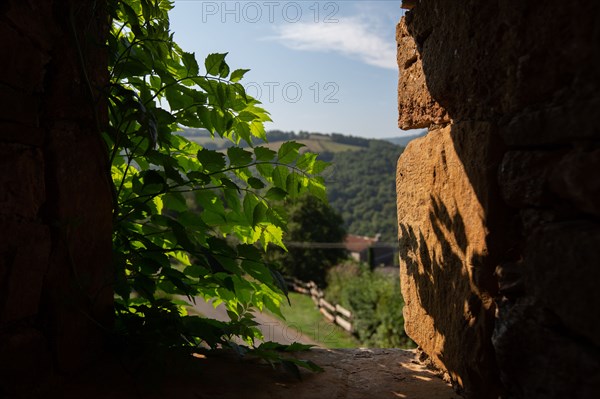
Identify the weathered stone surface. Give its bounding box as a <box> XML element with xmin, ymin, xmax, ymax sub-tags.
<box><xmin>0</xmin><ymin>122</ymin><xmax>45</xmax><ymax>146</ymax></box>
<box><xmin>493</xmin><ymin>297</ymin><xmax>600</xmax><ymax>399</ymax></box>
<box><xmin>492</xmin><ymin>220</ymin><xmax>600</xmax><ymax>397</ymax></box>
<box><xmin>397</xmin><ymin>18</ymin><xmax>449</xmax><ymax>130</ymax></box>
<box><xmin>398</xmin><ymin>1</ymin><xmax>600</xmax><ymax>398</ymax></box>
<box><xmin>42</xmin><ymin>123</ymin><xmax>113</xmax><ymax>372</ymax></box>
<box><xmin>0</xmin><ymin>0</ymin><xmax>112</xmax><ymax>387</ymax></box>
<box><xmin>0</xmin><ymin>23</ymin><xmax>49</xmax><ymax>92</ymax></box>
<box><xmin>525</xmin><ymin>221</ymin><xmax>600</xmax><ymax>347</ymax></box>
<box><xmin>404</xmin><ymin>0</ymin><xmax>600</xmax><ymax>126</ymax></box>
<box><xmin>0</xmin><ymin>85</ymin><xmax>41</xmax><ymax>126</ymax></box>
<box><xmin>6</xmin><ymin>349</ymin><xmax>458</xmax><ymax>399</ymax></box>
<box><xmin>0</xmin><ymin>144</ymin><xmax>45</xmax><ymax>220</ymax></box>
<box><xmin>503</xmin><ymin>97</ymin><xmax>600</xmax><ymax>146</ymax></box>
<box><xmin>549</xmin><ymin>148</ymin><xmax>600</xmax><ymax>217</ymax></box>
<box><xmin>498</xmin><ymin>150</ymin><xmax>564</xmax><ymax>208</ymax></box>
<box><xmin>396</xmin><ymin>124</ymin><xmax>503</xmax><ymax>398</ymax></box>
<box><xmin>4</xmin><ymin>0</ymin><xmax>56</xmax><ymax>51</ymax></box>
<box><xmin>0</xmin><ymin>221</ymin><xmax>51</xmax><ymax>323</ymax></box>
<box><xmin>0</xmin><ymin>328</ymin><xmax>52</xmax><ymax>394</ymax></box>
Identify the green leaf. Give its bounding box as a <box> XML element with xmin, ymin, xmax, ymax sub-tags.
<box><xmin>227</xmin><ymin>147</ymin><xmax>253</xmax><ymax>167</ymax></box>
<box><xmin>219</xmin><ymin>60</ymin><xmax>230</xmax><ymax>78</ymax></box>
<box><xmin>182</xmin><ymin>52</ymin><xmax>199</xmax><ymax>76</ymax></box>
<box><xmin>165</xmin><ymin>86</ymin><xmax>192</xmax><ymax>111</ymax></box>
<box><xmin>186</xmin><ymin>171</ymin><xmax>211</xmax><ymax>184</ymax></box>
<box><xmin>250</xmin><ymin>121</ymin><xmax>267</xmax><ymax>141</ymax></box>
<box><xmin>254</xmin><ymin>146</ymin><xmax>276</xmax><ymax>162</ymax></box>
<box><xmin>243</xmin><ymin>193</ymin><xmax>259</xmax><ymax>225</ymax></box>
<box><xmin>235</xmin><ymin>122</ymin><xmax>252</xmax><ymax>144</ymax></box>
<box><xmin>278</xmin><ymin>141</ymin><xmax>304</xmax><ymax>164</ymax></box>
<box><xmin>197</xmin><ymin>149</ymin><xmax>226</xmax><ymax>172</ymax></box>
<box><xmin>285</xmin><ymin>342</ymin><xmax>315</xmax><ymax>352</ymax></box>
<box><xmin>247</xmin><ymin>177</ymin><xmax>265</xmax><ymax>189</ymax></box>
<box><xmin>270</xmin><ymin>269</ymin><xmax>290</xmax><ymax>304</ymax></box>
<box><xmin>220</xmin><ymin>177</ymin><xmax>239</xmax><ymax>190</ymax></box>
<box><xmin>202</xmin><ymin>210</ymin><xmax>227</xmax><ymax>226</ymax></box>
<box><xmin>265</xmin><ymin>187</ymin><xmax>287</xmax><ymax>201</ymax></box>
<box><xmin>262</xmin><ymin>225</ymin><xmax>284</xmax><ymax>250</ymax></box>
<box><xmin>308</xmin><ymin>178</ymin><xmax>327</xmax><ymax>202</ymax></box>
<box><xmin>272</xmin><ymin>166</ymin><xmax>288</xmax><ymax>189</ymax></box>
<box><xmin>252</xmin><ymin>201</ymin><xmax>267</xmax><ymax>224</ymax></box>
<box><xmin>256</xmin><ymin>163</ymin><xmax>274</xmax><ymax>178</ymax></box>
<box><xmin>142</xmin><ymin>170</ymin><xmax>166</xmax><ymax>189</ymax></box>
<box><xmin>241</xmin><ymin>259</ymin><xmax>271</xmax><ymax>283</ymax></box>
<box><xmin>120</xmin><ymin>2</ymin><xmax>142</xmax><ymax>36</ymax></box>
<box><xmin>163</xmin><ymin>192</ymin><xmax>188</xmax><ymax>212</ymax></box>
<box><xmin>230</xmin><ymin>69</ymin><xmax>250</xmax><ymax>83</ymax></box>
<box><xmin>296</xmin><ymin>153</ymin><xmax>318</xmax><ymax>172</ymax></box>
<box><xmin>312</xmin><ymin>160</ymin><xmax>330</xmax><ymax>174</ymax></box>
<box><xmin>205</xmin><ymin>53</ymin><xmax>228</xmax><ymax>76</ymax></box>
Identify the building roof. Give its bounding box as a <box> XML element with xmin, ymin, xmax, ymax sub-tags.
<box><xmin>344</xmin><ymin>234</ymin><xmax>379</xmax><ymax>253</ymax></box>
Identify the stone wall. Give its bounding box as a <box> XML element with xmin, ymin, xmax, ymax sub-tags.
<box><xmin>0</xmin><ymin>0</ymin><xmax>112</xmax><ymax>394</ymax></box>
<box><xmin>396</xmin><ymin>1</ymin><xmax>600</xmax><ymax>398</ymax></box>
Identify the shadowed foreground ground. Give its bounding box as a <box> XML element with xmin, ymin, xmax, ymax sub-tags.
<box><xmin>38</xmin><ymin>349</ymin><xmax>457</xmax><ymax>399</ymax></box>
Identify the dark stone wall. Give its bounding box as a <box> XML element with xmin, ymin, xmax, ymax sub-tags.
<box><xmin>0</xmin><ymin>0</ymin><xmax>112</xmax><ymax>394</ymax></box>
<box><xmin>397</xmin><ymin>0</ymin><xmax>600</xmax><ymax>397</ymax></box>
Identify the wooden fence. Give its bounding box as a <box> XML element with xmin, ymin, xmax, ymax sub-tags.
<box><xmin>286</xmin><ymin>278</ymin><xmax>353</xmax><ymax>333</ymax></box>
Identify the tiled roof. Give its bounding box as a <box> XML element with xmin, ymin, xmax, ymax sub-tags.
<box><xmin>344</xmin><ymin>234</ymin><xmax>378</xmax><ymax>253</ymax></box>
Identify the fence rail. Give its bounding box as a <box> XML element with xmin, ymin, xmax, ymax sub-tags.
<box><xmin>286</xmin><ymin>277</ymin><xmax>353</xmax><ymax>333</ymax></box>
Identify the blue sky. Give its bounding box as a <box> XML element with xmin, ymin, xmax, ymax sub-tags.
<box><xmin>170</xmin><ymin>1</ymin><xmax>413</xmax><ymax>139</ymax></box>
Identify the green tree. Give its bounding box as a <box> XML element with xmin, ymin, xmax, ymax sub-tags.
<box><xmin>325</xmin><ymin>262</ymin><xmax>414</xmax><ymax>348</ymax></box>
<box><xmin>104</xmin><ymin>0</ymin><xmax>325</xmax><ymax>370</ymax></box>
<box><xmin>327</xmin><ymin>140</ymin><xmax>403</xmax><ymax>242</ymax></box>
<box><xmin>268</xmin><ymin>195</ymin><xmax>347</xmax><ymax>286</ymax></box>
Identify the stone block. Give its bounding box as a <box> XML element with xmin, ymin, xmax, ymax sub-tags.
<box><xmin>498</xmin><ymin>150</ymin><xmax>564</xmax><ymax>208</ymax></box>
<box><xmin>549</xmin><ymin>148</ymin><xmax>600</xmax><ymax>217</ymax></box>
<box><xmin>525</xmin><ymin>221</ymin><xmax>600</xmax><ymax>347</ymax></box>
<box><xmin>0</xmin><ymin>327</ymin><xmax>51</xmax><ymax>394</ymax></box>
<box><xmin>0</xmin><ymin>144</ymin><xmax>45</xmax><ymax>220</ymax></box>
<box><xmin>397</xmin><ymin>18</ymin><xmax>449</xmax><ymax>130</ymax></box>
<box><xmin>0</xmin><ymin>122</ymin><xmax>45</xmax><ymax>147</ymax></box>
<box><xmin>4</xmin><ymin>0</ymin><xmax>56</xmax><ymax>51</ymax></box>
<box><xmin>396</xmin><ymin>123</ymin><xmax>504</xmax><ymax>398</ymax></box>
<box><xmin>0</xmin><ymin>85</ymin><xmax>40</xmax><ymax>127</ymax></box>
<box><xmin>0</xmin><ymin>221</ymin><xmax>51</xmax><ymax>323</ymax></box>
<box><xmin>494</xmin><ymin>298</ymin><xmax>600</xmax><ymax>399</ymax></box>
<box><xmin>0</xmin><ymin>23</ymin><xmax>49</xmax><ymax>93</ymax></box>
<box><xmin>502</xmin><ymin>98</ymin><xmax>600</xmax><ymax>147</ymax></box>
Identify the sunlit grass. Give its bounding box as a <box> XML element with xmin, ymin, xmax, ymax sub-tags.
<box><xmin>275</xmin><ymin>292</ymin><xmax>359</xmax><ymax>348</ymax></box>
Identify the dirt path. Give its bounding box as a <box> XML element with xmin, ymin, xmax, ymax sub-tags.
<box><xmin>189</xmin><ymin>297</ymin><xmax>320</xmax><ymax>346</ymax></box>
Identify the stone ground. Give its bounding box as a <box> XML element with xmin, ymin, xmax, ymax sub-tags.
<box><xmin>4</xmin><ymin>301</ymin><xmax>457</xmax><ymax>398</ymax></box>
<box><xmin>21</xmin><ymin>348</ymin><xmax>457</xmax><ymax>399</ymax></box>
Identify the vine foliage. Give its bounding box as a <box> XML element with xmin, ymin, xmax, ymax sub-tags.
<box><xmin>106</xmin><ymin>0</ymin><xmax>326</xmax><ymax>370</ymax></box>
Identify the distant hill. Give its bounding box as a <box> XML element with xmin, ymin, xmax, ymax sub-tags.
<box><xmin>326</xmin><ymin>140</ymin><xmax>404</xmax><ymax>243</ymax></box>
<box><xmin>178</xmin><ymin>128</ymin><xmax>370</xmax><ymax>155</ymax></box>
<box><xmin>383</xmin><ymin>129</ymin><xmax>428</xmax><ymax>147</ymax></box>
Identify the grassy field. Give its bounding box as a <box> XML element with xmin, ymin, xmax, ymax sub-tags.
<box><xmin>275</xmin><ymin>292</ymin><xmax>359</xmax><ymax>348</ymax></box>
<box><xmin>185</xmin><ymin>134</ymin><xmax>364</xmax><ymax>154</ymax></box>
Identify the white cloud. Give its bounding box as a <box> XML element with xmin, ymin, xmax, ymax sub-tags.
<box><xmin>269</xmin><ymin>17</ymin><xmax>397</xmax><ymax>70</ymax></box>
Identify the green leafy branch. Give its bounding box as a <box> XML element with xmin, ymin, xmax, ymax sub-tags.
<box><xmin>106</xmin><ymin>0</ymin><xmax>328</xmax><ymax>374</ymax></box>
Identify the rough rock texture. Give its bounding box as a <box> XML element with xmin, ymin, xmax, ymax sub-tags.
<box><xmin>396</xmin><ymin>124</ymin><xmax>504</xmax><ymax>398</ymax></box>
<box><xmin>0</xmin><ymin>0</ymin><xmax>113</xmax><ymax>394</ymax></box>
<box><xmin>396</xmin><ymin>19</ymin><xmax>449</xmax><ymax>129</ymax></box>
<box><xmin>396</xmin><ymin>1</ymin><xmax>600</xmax><ymax>398</ymax></box>
<box><xmin>5</xmin><ymin>349</ymin><xmax>458</xmax><ymax>399</ymax></box>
